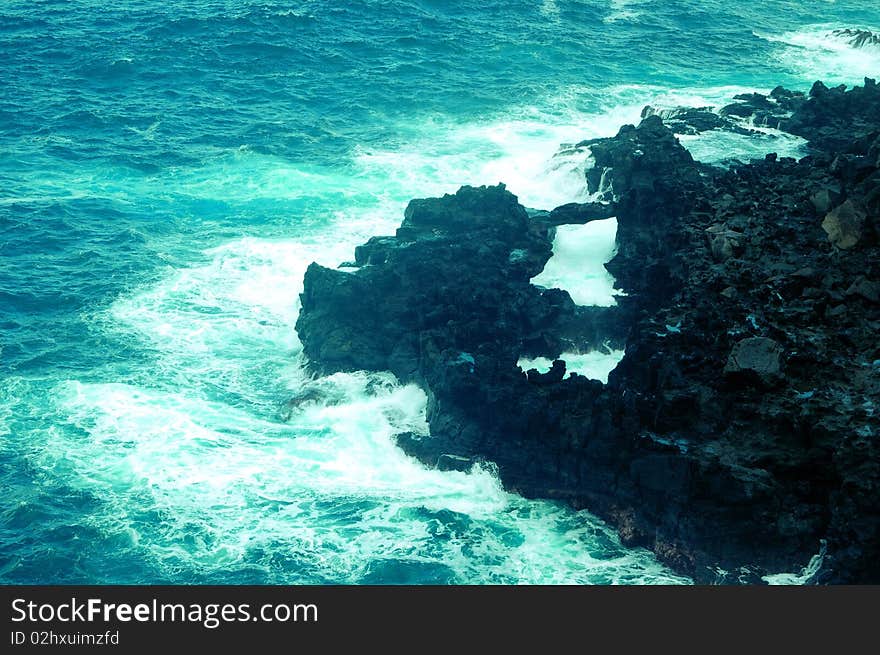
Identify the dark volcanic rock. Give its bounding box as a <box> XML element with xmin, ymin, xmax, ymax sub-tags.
<box><xmin>783</xmin><ymin>77</ymin><xmax>880</xmax><ymax>153</ymax></box>
<box><xmin>639</xmin><ymin>88</ymin><xmax>806</xmax><ymax>137</ymax></box>
<box><xmin>545</xmin><ymin>201</ymin><xmax>616</xmax><ymax>226</ymax></box>
<box><xmin>296</xmin><ymin>81</ymin><xmax>880</xmax><ymax>584</ymax></box>
<box><xmin>832</xmin><ymin>28</ymin><xmax>880</xmax><ymax>50</ymax></box>
<box><xmin>718</xmin><ymin>90</ymin><xmax>807</xmax><ymax>129</ymax></box>
<box><xmin>641</xmin><ymin>105</ymin><xmax>740</xmax><ymax>135</ymax></box>
<box><xmin>297</xmin><ymin>183</ymin><xmax>624</xmax><ymax>383</ymax></box>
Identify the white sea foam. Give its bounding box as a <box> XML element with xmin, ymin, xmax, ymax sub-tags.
<box><xmin>546</xmin><ymin>83</ymin><xmax>805</xmax><ymax>165</ymax></box>
<box><xmin>353</xmin><ymin>115</ymin><xmax>596</xmax><ymax>210</ymax></box>
<box><xmin>360</xmin><ymin>86</ymin><xmax>737</xmax><ymax>211</ymax></box>
<box><xmin>530</xmin><ymin>219</ymin><xmax>620</xmax><ymax>307</ymax></box>
<box><xmin>762</xmin><ymin>540</ymin><xmax>827</xmax><ymax>585</ymax></box>
<box><xmin>539</xmin><ymin>0</ymin><xmax>560</xmax><ymax>19</ymax></box>
<box><xmin>758</xmin><ymin>25</ymin><xmax>880</xmax><ymax>85</ymax></box>
<box><xmin>108</xmin><ymin>237</ymin><xmax>320</xmax><ymax>406</ymax></box>
<box><xmin>517</xmin><ymin>350</ymin><xmax>625</xmax><ymax>383</ymax></box>
<box><xmin>677</xmin><ymin>127</ymin><xmax>807</xmax><ymax>165</ymax></box>
<box><xmin>42</xmin><ymin>376</ymin><xmax>686</xmax><ymax>583</ymax></box>
<box><xmin>604</xmin><ymin>0</ymin><xmax>646</xmax><ymax>24</ymax></box>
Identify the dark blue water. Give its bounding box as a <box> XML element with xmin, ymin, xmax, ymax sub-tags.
<box><xmin>1</xmin><ymin>0</ymin><xmax>877</xmax><ymax>584</ymax></box>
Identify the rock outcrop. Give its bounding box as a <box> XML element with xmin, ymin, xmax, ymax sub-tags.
<box><xmin>295</xmin><ymin>79</ymin><xmax>880</xmax><ymax>583</ymax></box>
<box><xmin>641</xmin><ymin>86</ymin><xmax>807</xmax><ymax>136</ymax></box>
<box><xmin>832</xmin><ymin>28</ymin><xmax>880</xmax><ymax>50</ymax></box>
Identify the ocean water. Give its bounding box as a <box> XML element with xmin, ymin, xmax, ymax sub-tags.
<box><xmin>1</xmin><ymin>0</ymin><xmax>877</xmax><ymax>585</ymax></box>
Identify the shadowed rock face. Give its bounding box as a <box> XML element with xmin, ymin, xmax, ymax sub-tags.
<box><xmin>296</xmin><ymin>80</ymin><xmax>880</xmax><ymax>584</ymax></box>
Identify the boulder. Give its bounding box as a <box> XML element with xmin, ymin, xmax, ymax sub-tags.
<box><xmin>723</xmin><ymin>337</ymin><xmax>784</xmax><ymax>383</ymax></box>
<box><xmin>846</xmin><ymin>277</ymin><xmax>880</xmax><ymax>304</ymax></box>
<box><xmin>810</xmin><ymin>188</ymin><xmax>841</xmax><ymax>215</ymax></box>
<box><xmin>822</xmin><ymin>200</ymin><xmax>865</xmax><ymax>249</ymax></box>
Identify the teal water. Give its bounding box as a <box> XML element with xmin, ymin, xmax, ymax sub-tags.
<box><xmin>1</xmin><ymin>0</ymin><xmax>877</xmax><ymax>584</ymax></box>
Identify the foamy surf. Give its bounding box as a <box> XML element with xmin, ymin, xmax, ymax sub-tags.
<box><xmin>518</xmin><ymin>350</ymin><xmax>625</xmax><ymax>383</ymax></box>
<box><xmin>546</xmin><ymin>83</ymin><xmax>809</xmax><ymax>166</ymax></box>
<box><xmin>758</xmin><ymin>25</ymin><xmax>880</xmax><ymax>84</ymax></box>
<box><xmin>762</xmin><ymin>541</ymin><xmax>827</xmax><ymax>585</ymax></box>
<box><xmin>43</xmin><ymin>371</ymin><xmax>686</xmax><ymax>584</ymax></box>
<box><xmin>677</xmin><ymin>127</ymin><xmax>806</xmax><ymax>165</ymax></box>
<box><xmin>531</xmin><ymin>219</ymin><xmax>620</xmax><ymax>306</ymax></box>
<box><xmin>604</xmin><ymin>0</ymin><xmax>647</xmax><ymax>24</ymax></box>
<box><xmin>353</xmin><ymin>114</ymin><xmax>596</xmax><ymax>210</ymax></box>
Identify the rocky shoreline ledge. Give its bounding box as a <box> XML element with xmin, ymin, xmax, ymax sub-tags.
<box><xmin>295</xmin><ymin>79</ymin><xmax>880</xmax><ymax>583</ymax></box>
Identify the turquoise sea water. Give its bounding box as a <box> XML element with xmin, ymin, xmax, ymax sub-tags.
<box><xmin>1</xmin><ymin>0</ymin><xmax>877</xmax><ymax>584</ymax></box>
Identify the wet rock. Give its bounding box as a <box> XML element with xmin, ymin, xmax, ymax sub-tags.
<box><xmin>398</xmin><ymin>183</ymin><xmax>527</xmax><ymax>241</ymax></box>
<box><xmin>641</xmin><ymin>105</ymin><xmax>739</xmax><ymax>135</ymax></box>
<box><xmin>718</xmin><ymin>90</ymin><xmax>803</xmax><ymax>129</ymax></box>
<box><xmin>832</xmin><ymin>28</ymin><xmax>880</xmax><ymax>49</ymax></box>
<box><xmin>710</xmin><ymin>234</ymin><xmax>735</xmax><ymax>262</ymax></box>
<box><xmin>436</xmin><ymin>453</ymin><xmax>475</xmax><ymax>472</ymax></box>
<box><xmin>545</xmin><ymin>201</ymin><xmax>616</xmax><ymax>226</ymax></box>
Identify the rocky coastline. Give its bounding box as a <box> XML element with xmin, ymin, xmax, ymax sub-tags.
<box><xmin>295</xmin><ymin>78</ymin><xmax>880</xmax><ymax>584</ymax></box>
